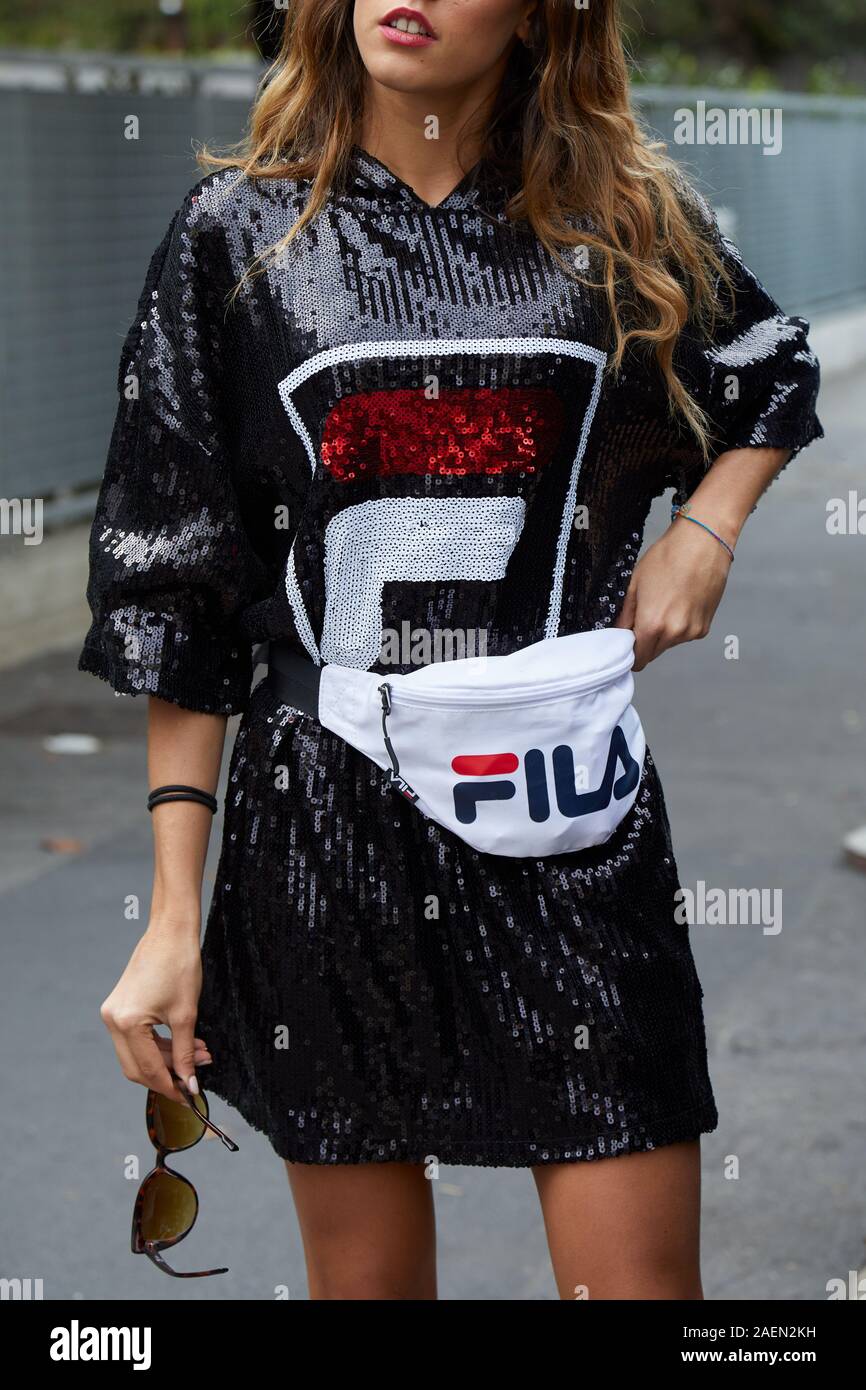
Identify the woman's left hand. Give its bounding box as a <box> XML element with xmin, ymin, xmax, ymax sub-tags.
<box><xmin>614</xmin><ymin>519</ymin><xmax>733</xmax><ymax>671</ymax></box>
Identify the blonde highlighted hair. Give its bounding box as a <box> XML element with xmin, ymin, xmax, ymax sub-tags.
<box><xmin>202</xmin><ymin>0</ymin><xmax>733</xmax><ymax>454</ymax></box>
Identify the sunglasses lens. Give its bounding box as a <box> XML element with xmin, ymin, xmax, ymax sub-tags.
<box><xmin>150</xmin><ymin>1090</ymin><xmax>207</xmax><ymax>1152</ymax></box>
<box><xmin>139</xmin><ymin>1169</ymin><xmax>197</xmax><ymax>1245</ymax></box>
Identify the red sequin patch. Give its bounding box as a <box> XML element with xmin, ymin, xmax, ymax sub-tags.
<box><xmin>321</xmin><ymin>387</ymin><xmax>563</xmax><ymax>481</ymax></box>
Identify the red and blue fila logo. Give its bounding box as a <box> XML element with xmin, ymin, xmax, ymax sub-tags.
<box><xmin>452</xmin><ymin>727</ymin><xmax>640</xmax><ymax>825</ymax></box>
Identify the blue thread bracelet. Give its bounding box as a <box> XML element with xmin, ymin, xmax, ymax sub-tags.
<box><xmin>670</xmin><ymin>505</ymin><xmax>735</xmax><ymax>563</ymax></box>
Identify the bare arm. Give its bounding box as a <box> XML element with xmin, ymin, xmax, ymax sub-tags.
<box><xmin>682</xmin><ymin>444</ymin><xmax>792</xmax><ymax>552</ymax></box>
<box><xmin>615</xmin><ymin>445</ymin><xmax>791</xmax><ymax>669</ymax></box>
<box><xmin>99</xmin><ymin>697</ymin><xmax>228</xmax><ymax>1104</ymax></box>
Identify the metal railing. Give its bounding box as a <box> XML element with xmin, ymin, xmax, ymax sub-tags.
<box><xmin>637</xmin><ymin>85</ymin><xmax>866</xmax><ymax>320</ymax></box>
<box><xmin>2</xmin><ymin>51</ymin><xmax>864</xmax><ymax>502</ymax></box>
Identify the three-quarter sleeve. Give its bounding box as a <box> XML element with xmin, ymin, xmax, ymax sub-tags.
<box><xmin>668</xmin><ymin>189</ymin><xmax>823</xmax><ymax>496</ymax></box>
<box><xmin>78</xmin><ymin>188</ymin><xmax>266</xmax><ymax>715</ymax></box>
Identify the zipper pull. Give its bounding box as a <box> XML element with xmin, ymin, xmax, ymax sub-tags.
<box><xmin>376</xmin><ymin>681</ymin><xmax>418</xmax><ymax>803</ymax></box>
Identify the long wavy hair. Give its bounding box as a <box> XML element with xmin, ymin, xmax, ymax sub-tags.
<box><xmin>202</xmin><ymin>0</ymin><xmax>733</xmax><ymax>454</ymax></box>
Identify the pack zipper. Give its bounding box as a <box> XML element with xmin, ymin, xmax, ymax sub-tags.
<box><xmin>378</xmin><ymin>683</ymin><xmax>419</xmax><ymax>803</ymax></box>
<box><xmin>378</xmin><ymin>653</ymin><xmax>634</xmax><ymax>713</ymax></box>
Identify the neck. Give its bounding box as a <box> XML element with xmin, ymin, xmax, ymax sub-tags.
<box><xmin>356</xmin><ymin>66</ymin><xmax>508</xmax><ymax>205</ymax></box>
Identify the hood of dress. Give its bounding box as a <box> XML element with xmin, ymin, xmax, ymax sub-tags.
<box><xmin>342</xmin><ymin>143</ymin><xmax>517</xmax><ymax>219</ymax></box>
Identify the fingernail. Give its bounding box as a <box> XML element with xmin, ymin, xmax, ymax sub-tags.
<box><xmin>187</xmin><ymin>1074</ymin><xmax>200</xmax><ymax>1094</ymax></box>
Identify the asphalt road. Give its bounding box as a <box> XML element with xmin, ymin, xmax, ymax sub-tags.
<box><xmin>1</xmin><ymin>366</ymin><xmax>864</xmax><ymax>1301</ymax></box>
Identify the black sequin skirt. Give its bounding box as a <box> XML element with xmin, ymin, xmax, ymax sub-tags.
<box><xmin>196</xmin><ymin>677</ymin><xmax>718</xmax><ymax>1166</ymax></box>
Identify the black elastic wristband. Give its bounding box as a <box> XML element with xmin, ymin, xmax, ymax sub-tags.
<box><xmin>147</xmin><ymin>792</ymin><xmax>217</xmax><ymax>814</ymax></box>
<box><xmin>147</xmin><ymin>784</ymin><xmax>218</xmax><ymax>814</ymax></box>
<box><xmin>148</xmin><ymin>782</ymin><xmax>217</xmax><ymax>805</ymax></box>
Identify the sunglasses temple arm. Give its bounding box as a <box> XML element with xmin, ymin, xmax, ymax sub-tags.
<box><xmin>173</xmin><ymin>1077</ymin><xmax>240</xmax><ymax>1151</ymax></box>
<box><xmin>146</xmin><ymin>1245</ymin><xmax>228</xmax><ymax>1278</ymax></box>
<box><xmin>196</xmin><ymin>1106</ymin><xmax>239</xmax><ymax>1151</ymax></box>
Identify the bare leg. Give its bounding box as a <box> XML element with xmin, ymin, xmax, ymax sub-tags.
<box><xmin>285</xmin><ymin>1161</ymin><xmax>437</xmax><ymax>1300</ymax></box>
<box><xmin>534</xmin><ymin>1139</ymin><xmax>704</xmax><ymax>1300</ymax></box>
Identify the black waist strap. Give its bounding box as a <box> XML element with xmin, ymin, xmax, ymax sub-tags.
<box><xmin>263</xmin><ymin>641</ymin><xmax>323</xmax><ymax>718</ymax></box>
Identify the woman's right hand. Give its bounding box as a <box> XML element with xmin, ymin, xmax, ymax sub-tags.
<box><xmin>100</xmin><ymin>914</ymin><xmax>212</xmax><ymax>1106</ymax></box>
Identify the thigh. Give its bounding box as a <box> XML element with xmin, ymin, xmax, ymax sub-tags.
<box><xmin>534</xmin><ymin>1140</ymin><xmax>704</xmax><ymax>1300</ymax></box>
<box><xmin>285</xmin><ymin>1161</ymin><xmax>437</xmax><ymax>1300</ymax></box>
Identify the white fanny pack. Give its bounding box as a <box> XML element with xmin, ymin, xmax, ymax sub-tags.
<box><xmin>304</xmin><ymin>629</ymin><xmax>645</xmax><ymax>858</ymax></box>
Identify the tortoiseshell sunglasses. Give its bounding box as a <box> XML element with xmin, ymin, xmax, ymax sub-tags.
<box><xmin>131</xmin><ymin>1076</ymin><xmax>239</xmax><ymax>1277</ymax></box>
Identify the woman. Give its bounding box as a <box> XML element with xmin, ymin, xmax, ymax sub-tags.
<box><xmin>80</xmin><ymin>0</ymin><xmax>822</xmax><ymax>1299</ymax></box>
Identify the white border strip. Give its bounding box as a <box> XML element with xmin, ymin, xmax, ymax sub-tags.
<box><xmin>543</xmin><ymin>350</ymin><xmax>607</xmax><ymax>640</ymax></box>
<box><xmin>277</xmin><ymin>336</ymin><xmax>608</xmax><ymax>660</ymax></box>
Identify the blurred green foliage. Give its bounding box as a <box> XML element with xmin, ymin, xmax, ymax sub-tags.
<box><xmin>0</xmin><ymin>0</ymin><xmax>863</xmax><ymax>92</ymax></box>
<box><xmin>624</xmin><ymin>0</ymin><xmax>866</xmax><ymax>64</ymax></box>
<box><xmin>0</xmin><ymin>0</ymin><xmax>249</xmax><ymax>54</ymax></box>
<box><xmin>622</xmin><ymin>0</ymin><xmax>866</xmax><ymax>93</ymax></box>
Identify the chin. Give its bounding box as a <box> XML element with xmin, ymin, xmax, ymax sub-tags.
<box><xmin>363</xmin><ymin>56</ymin><xmax>442</xmax><ymax>94</ymax></box>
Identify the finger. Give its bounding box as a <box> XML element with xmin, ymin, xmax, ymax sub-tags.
<box><xmin>631</xmin><ymin>627</ymin><xmax>662</xmax><ymax>672</ymax></box>
<box><xmin>101</xmin><ymin>1004</ymin><xmax>153</xmax><ymax>1088</ymax></box>
<box><xmin>101</xmin><ymin>1001</ymin><xmax>189</xmax><ymax>1102</ymax></box>
<box><xmin>124</xmin><ymin>1023</ymin><xmax>187</xmax><ymax>1104</ymax></box>
<box><xmin>170</xmin><ymin>1016</ymin><xmax>201</xmax><ymax>1098</ymax></box>
<box><xmin>652</xmin><ymin>623</ymin><xmax>692</xmax><ymax>657</ymax></box>
<box><xmin>155</xmin><ymin>1034</ymin><xmax>212</xmax><ymax>1065</ymax></box>
<box><xmin>105</xmin><ymin>1027</ymin><xmax>144</xmax><ymax>1089</ymax></box>
<box><xmin>614</xmin><ymin>583</ymin><xmax>637</xmax><ymax>630</ymax></box>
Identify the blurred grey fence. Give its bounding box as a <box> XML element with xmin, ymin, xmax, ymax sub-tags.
<box><xmin>2</xmin><ymin>49</ymin><xmax>865</xmax><ymax>504</ymax></box>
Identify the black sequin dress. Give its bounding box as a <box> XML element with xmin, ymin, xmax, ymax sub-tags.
<box><xmin>79</xmin><ymin>148</ymin><xmax>822</xmax><ymax>1165</ymax></box>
